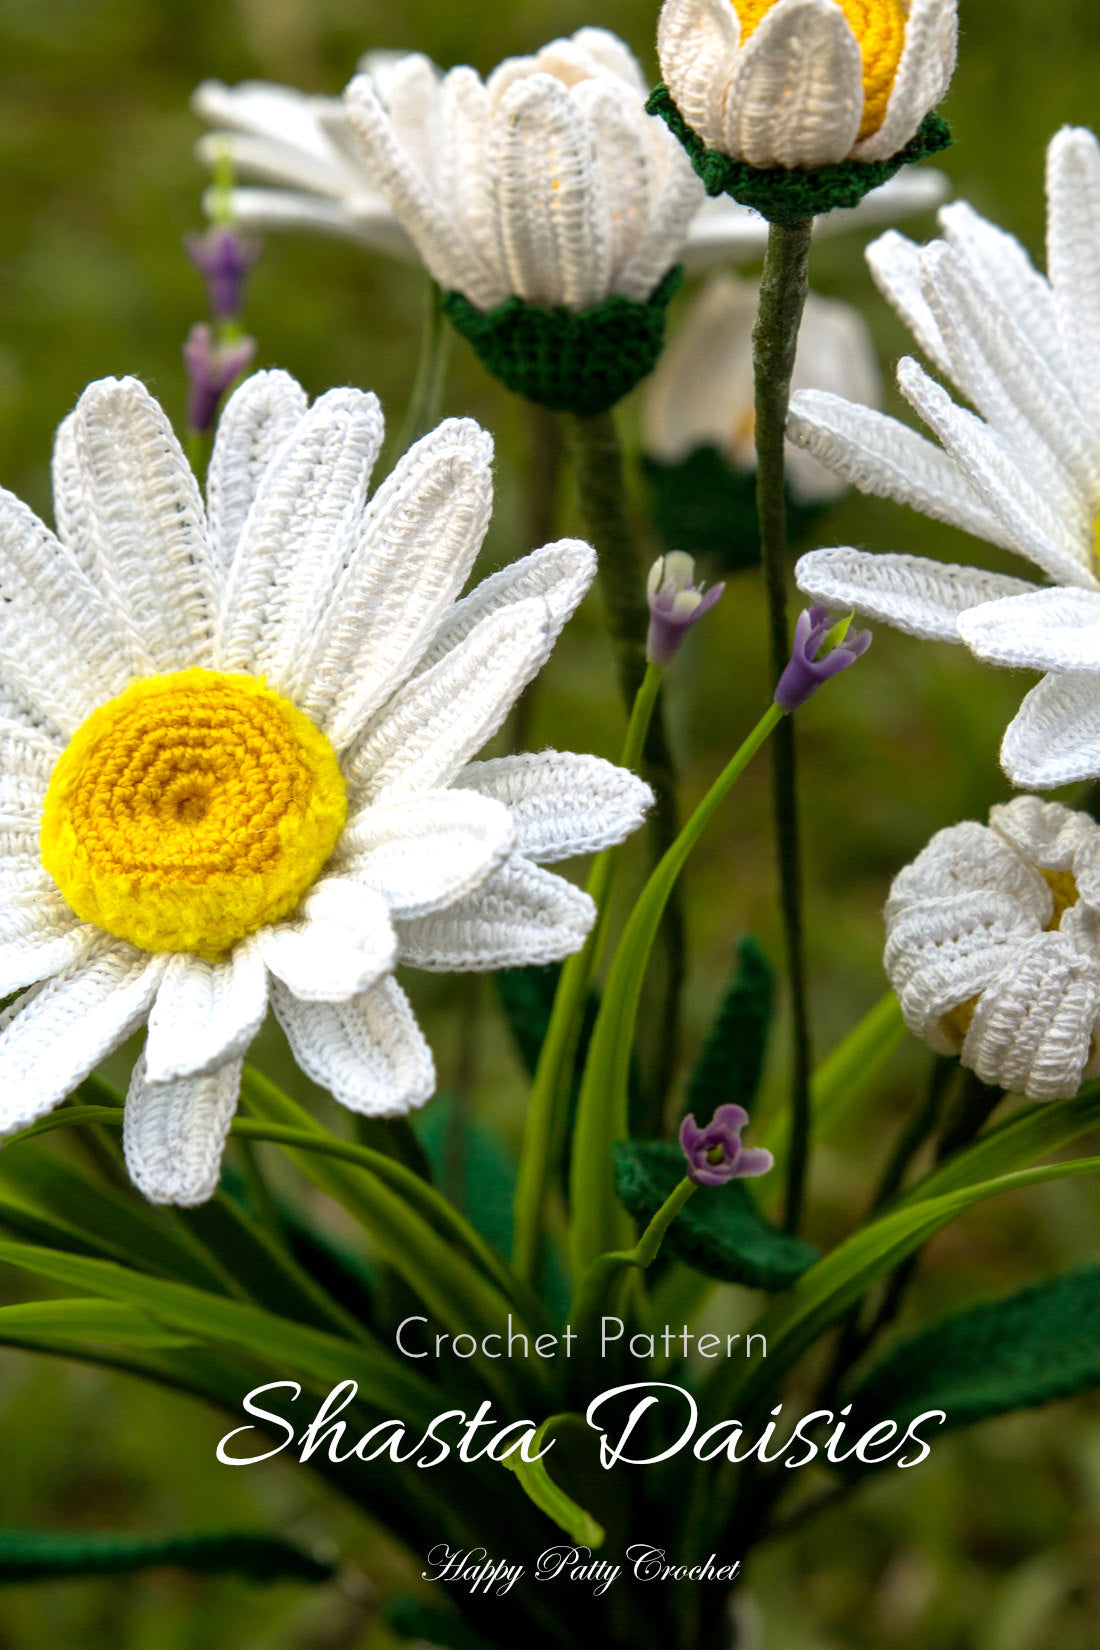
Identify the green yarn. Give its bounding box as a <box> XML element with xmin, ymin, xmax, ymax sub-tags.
<box><xmin>646</xmin><ymin>84</ymin><xmax>952</xmax><ymax>225</ymax></box>
<box><xmin>0</xmin><ymin>1528</ymin><xmax>334</xmax><ymax>1585</ymax></box>
<box><xmin>684</xmin><ymin>936</ymin><xmax>775</xmax><ymax>1119</ymax></box>
<box><xmin>612</xmin><ymin>1139</ymin><xmax>818</xmax><ymax>1291</ymax></box>
<box><xmin>444</xmin><ymin>267</ymin><xmax>683</xmax><ymax>416</ymax></box>
<box><xmin>642</xmin><ymin>446</ymin><xmax>826</xmax><ymax>571</ymax></box>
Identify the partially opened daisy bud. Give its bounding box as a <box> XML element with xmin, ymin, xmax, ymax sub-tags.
<box><xmin>643</xmin><ymin>276</ymin><xmax>881</xmax><ymax>566</ymax></box>
<box><xmin>646</xmin><ymin>552</ymin><xmax>725</xmax><ymax>665</ymax></box>
<box><xmin>885</xmin><ymin>797</ymin><xmax>1100</xmax><ymax>1101</ymax></box>
<box><xmin>652</xmin><ymin>0</ymin><xmax>956</xmax><ymax>223</ymax></box>
<box><xmin>679</xmin><ymin>1104</ymin><xmax>774</xmax><ymax>1186</ymax></box>
<box><xmin>774</xmin><ymin>604</ymin><xmax>871</xmax><ymax>709</ymax></box>
<box><xmin>343</xmin><ymin>30</ymin><xmax>704</xmax><ymax>415</ymax></box>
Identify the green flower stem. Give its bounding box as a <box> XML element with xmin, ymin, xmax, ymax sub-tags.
<box><xmin>394</xmin><ymin>277</ymin><xmax>451</xmax><ymax>458</ymax></box>
<box><xmin>571</xmin><ymin>1175</ymin><xmax>698</xmax><ymax>1348</ymax></box>
<box><xmin>561</xmin><ymin>407</ymin><xmax>684</xmax><ymax>1128</ymax></box>
<box><xmin>569</xmin><ymin>701</ymin><xmax>786</xmax><ymax>1283</ymax></box>
<box><xmin>512</xmin><ymin>661</ymin><xmax>664</xmax><ymax>1285</ymax></box>
<box><xmin>753</xmin><ymin>215</ymin><xmax>815</xmax><ymax>1236</ymax></box>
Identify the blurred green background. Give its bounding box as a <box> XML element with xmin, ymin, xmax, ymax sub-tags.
<box><xmin>2</xmin><ymin>0</ymin><xmax>1100</xmax><ymax>1645</ymax></box>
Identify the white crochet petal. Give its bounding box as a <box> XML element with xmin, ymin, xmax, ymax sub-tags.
<box><xmin>70</xmin><ymin>377</ymin><xmax>218</xmax><ymax>673</ymax></box>
<box><xmin>271</xmin><ymin>974</ymin><xmax>435</xmax><ymax>1117</ymax></box>
<box><xmin>50</xmin><ymin>414</ymin><xmax>99</xmax><ymax>582</ymax></box>
<box><xmin>957</xmin><ymin>588</ymin><xmax>1100</xmax><ymax>674</ymax></box>
<box><xmin>143</xmin><ymin>938</ymin><xmax>268</xmax><ymax>1085</ymax></box>
<box><xmin>657</xmin><ymin>0</ymin><xmax>741</xmax><ymax>153</ymax></box>
<box><xmin>937</xmin><ymin>201</ymin><xmax>1066</xmax><ymax>380</ymax></box>
<box><xmin>439</xmin><ymin>68</ymin><xmax>500</xmax><ymax>290</ymax></box>
<box><xmin>192</xmin><ymin>79</ymin><xmax>344</xmax><ymax>158</ymax></box>
<box><xmin>1046</xmin><ymin>127</ymin><xmax>1100</xmax><ymax>430</ymax></box>
<box><xmin>572</xmin><ymin>27</ymin><xmax>649</xmax><ymax>93</ymax></box>
<box><xmin>794</xmin><ymin>547</ymin><xmax>1034</xmax><ymax>643</ymax></box>
<box><xmin>884</xmin><ymin>890</ymin><xmax>1044</xmax><ymax>1054</ymax></box>
<box><xmin>343</xmin><ymin>598</ymin><xmax>553</xmax><ymax>804</ymax></box>
<box><xmin>0</xmin><ymin>943</ymin><xmax>166</xmax><ymax>1133</ymax></box>
<box><xmin>396</xmin><ymin>855</ymin><xmax>595</xmax><ymax>971</ymax></box>
<box><xmin>201</xmin><ymin>185</ymin><xmax>414</xmax><ymax>260</ymax></box>
<box><xmin>885</xmin><ymin>820</ymin><xmax>1051</xmax><ymax>926</ymax></box>
<box><xmin>493</xmin><ymin>72</ymin><xmax>609</xmax><ymax>309</ymax></box>
<box><xmin>854</xmin><ymin>0</ymin><xmax>957</xmax><ymax>162</ymax></box>
<box><xmin>722</xmin><ymin>0</ymin><xmax>864</xmax><ymax>170</ymax></box>
<box><xmin>1000</xmin><ymin>673</ymin><xmax>1100</xmax><ymax>791</ymax></box>
<box><xmin>962</xmin><ymin>931</ymin><xmax>1100</xmax><ymax>1101</ymax></box>
<box><xmin>216</xmin><ymin>387</ymin><xmax>385</xmax><ymax>688</ymax></box>
<box><xmin>455</xmin><ymin>753</ymin><xmax>652</xmax><ymax>863</ymax></box>
<box><xmin>570</xmin><ymin>77</ymin><xmax>654</xmax><ymax>299</ymax></box>
<box><xmin>410</xmin><ymin>539</ymin><xmax>596</xmax><ymax>682</ymax></box>
<box><xmin>897</xmin><ymin>357</ymin><xmax>1094</xmax><ymax>589</ymax></box>
<box><xmin>195</xmin><ymin>127</ymin><xmax>355</xmax><ymax>200</ymax></box>
<box><xmin>0</xmin><ymin>488</ymin><xmax>132</xmax><ymax>735</ymax></box>
<box><xmin>345</xmin><ymin>73</ymin><xmax>500</xmax><ymax>310</ymax></box>
<box><xmin>866</xmin><ymin>231</ymin><xmax>953</xmax><ymax>377</ymax></box>
<box><xmin>0</xmin><ymin>718</ymin><xmax>62</xmax><ymax>810</ymax></box>
<box><xmin>205</xmin><ymin>369</ymin><xmax>309</xmax><ymax>581</ymax></box>
<box><xmin>787</xmin><ymin>392</ymin><xmax>1014</xmax><ymax>549</ymax></box>
<box><xmin>338</xmin><ymin>788</ymin><xmax>515</xmax><ymax>919</ymax></box>
<box><xmin>296</xmin><ymin>418</ymin><xmax>494</xmax><ymax>748</ymax></box>
<box><xmin>260</xmin><ymin>881</ymin><xmax>397</xmax><ymax>1004</ymax></box>
<box><xmin>988</xmin><ymin>794</ymin><xmax>1095</xmax><ymax>873</ymax></box>
<box><xmin>0</xmin><ymin>907</ymin><xmax>103</xmax><ymax>998</ymax></box>
<box><xmin>123</xmin><ymin>1051</ymin><xmax>241</xmax><ymax>1207</ymax></box>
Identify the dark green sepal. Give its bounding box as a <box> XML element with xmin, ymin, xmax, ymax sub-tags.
<box><xmin>646</xmin><ymin>84</ymin><xmax>952</xmax><ymax>225</ymax></box>
<box><xmin>642</xmin><ymin>448</ymin><xmax>826</xmax><ymax>571</ymax></box>
<box><xmin>613</xmin><ymin>1140</ymin><xmax>817</xmax><ymax>1291</ymax></box>
<box><xmin>443</xmin><ymin>266</ymin><xmax>684</xmax><ymax>416</ymax></box>
<box><xmin>0</xmin><ymin>1528</ymin><xmax>334</xmax><ymax>1585</ymax></box>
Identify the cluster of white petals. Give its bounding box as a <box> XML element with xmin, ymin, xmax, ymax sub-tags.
<box><xmin>794</xmin><ymin>127</ymin><xmax>1100</xmax><ymax>789</ymax></box>
<box><xmin>886</xmin><ymin>797</ymin><xmax>1100</xmax><ymax>1101</ymax></box>
<box><xmin>643</xmin><ymin>273</ymin><xmax>881</xmax><ymax>504</ymax></box>
<box><xmin>0</xmin><ymin>371</ymin><xmax>651</xmax><ymax>1207</ymax></box>
<box><xmin>194</xmin><ymin>44</ymin><xmax>948</xmax><ymax>286</ymax></box>
<box><xmin>656</xmin><ymin>0</ymin><xmax>957</xmax><ymax>170</ymax></box>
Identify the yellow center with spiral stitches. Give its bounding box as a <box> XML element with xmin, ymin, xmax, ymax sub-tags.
<box><xmin>735</xmin><ymin>0</ymin><xmax>908</xmax><ymax>143</ymax></box>
<box><xmin>41</xmin><ymin>669</ymin><xmax>347</xmax><ymax>960</ymax></box>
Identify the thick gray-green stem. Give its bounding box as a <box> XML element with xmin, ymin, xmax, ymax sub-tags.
<box><xmin>561</xmin><ymin>408</ymin><xmax>682</xmax><ymax>1126</ymax></box>
<box><xmin>752</xmin><ymin>217</ymin><xmax>814</xmax><ymax>1234</ymax></box>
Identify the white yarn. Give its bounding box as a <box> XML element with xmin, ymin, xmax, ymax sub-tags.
<box><xmin>0</xmin><ymin>370</ymin><xmax>651</xmax><ymax>1206</ymax></box>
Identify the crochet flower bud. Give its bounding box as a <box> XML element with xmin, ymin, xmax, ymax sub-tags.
<box><xmin>657</xmin><ymin>0</ymin><xmax>957</xmax><ymax>171</ymax></box>
<box><xmin>885</xmin><ymin>797</ymin><xmax>1100</xmax><ymax>1101</ymax></box>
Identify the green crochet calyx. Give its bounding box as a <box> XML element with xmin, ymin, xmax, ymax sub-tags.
<box><xmin>646</xmin><ymin>84</ymin><xmax>952</xmax><ymax>226</ymax></box>
<box><xmin>443</xmin><ymin>267</ymin><xmax>684</xmax><ymax>417</ymax></box>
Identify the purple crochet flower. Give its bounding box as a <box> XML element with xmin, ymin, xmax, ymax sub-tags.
<box><xmin>646</xmin><ymin>552</ymin><xmax>725</xmax><ymax>667</ymax></box>
<box><xmin>774</xmin><ymin>604</ymin><xmax>872</xmax><ymax>712</ymax></box>
<box><xmin>183</xmin><ymin>325</ymin><xmax>256</xmax><ymax>436</ymax></box>
<box><xmin>185</xmin><ymin>225</ymin><xmax>261</xmax><ymax>322</ymax></box>
<box><xmin>678</xmin><ymin>1104</ymin><xmax>774</xmax><ymax>1187</ymax></box>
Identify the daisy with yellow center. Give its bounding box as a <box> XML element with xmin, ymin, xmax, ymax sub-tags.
<box><xmin>657</xmin><ymin>0</ymin><xmax>957</xmax><ymax>170</ymax></box>
<box><xmin>0</xmin><ymin>370</ymin><xmax>652</xmax><ymax>1208</ymax></box>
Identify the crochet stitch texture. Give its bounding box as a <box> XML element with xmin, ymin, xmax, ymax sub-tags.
<box><xmin>0</xmin><ymin>370</ymin><xmax>652</xmax><ymax>1209</ymax></box>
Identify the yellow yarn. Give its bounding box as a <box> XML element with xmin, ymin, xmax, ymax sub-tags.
<box><xmin>41</xmin><ymin>669</ymin><xmax>347</xmax><ymax>960</ymax></box>
<box><xmin>735</xmin><ymin>0</ymin><xmax>908</xmax><ymax>143</ymax></box>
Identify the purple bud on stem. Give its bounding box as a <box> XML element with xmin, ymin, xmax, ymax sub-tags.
<box><xmin>646</xmin><ymin>552</ymin><xmax>725</xmax><ymax>667</ymax></box>
<box><xmin>185</xmin><ymin>225</ymin><xmax>261</xmax><ymax>322</ymax></box>
<box><xmin>183</xmin><ymin>324</ymin><xmax>256</xmax><ymax>436</ymax></box>
<box><xmin>678</xmin><ymin>1104</ymin><xmax>774</xmax><ymax>1187</ymax></box>
<box><xmin>774</xmin><ymin>604</ymin><xmax>872</xmax><ymax>712</ymax></box>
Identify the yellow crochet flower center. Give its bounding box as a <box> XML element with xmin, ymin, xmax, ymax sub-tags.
<box><xmin>41</xmin><ymin>669</ymin><xmax>347</xmax><ymax>961</ymax></box>
<box><xmin>735</xmin><ymin>0</ymin><xmax>908</xmax><ymax>143</ymax></box>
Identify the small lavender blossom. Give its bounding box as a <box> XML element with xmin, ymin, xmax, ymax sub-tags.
<box><xmin>183</xmin><ymin>325</ymin><xmax>256</xmax><ymax>436</ymax></box>
<box><xmin>646</xmin><ymin>552</ymin><xmax>725</xmax><ymax>667</ymax></box>
<box><xmin>678</xmin><ymin>1103</ymin><xmax>774</xmax><ymax>1188</ymax></box>
<box><xmin>774</xmin><ymin>604</ymin><xmax>872</xmax><ymax>712</ymax></box>
<box><xmin>185</xmin><ymin>225</ymin><xmax>260</xmax><ymax>321</ymax></box>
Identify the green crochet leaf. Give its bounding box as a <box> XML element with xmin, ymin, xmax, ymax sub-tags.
<box><xmin>685</xmin><ymin>936</ymin><xmax>775</xmax><ymax>1120</ymax></box>
<box><xmin>415</xmin><ymin>1093</ymin><xmax>516</xmax><ymax>1262</ymax></box>
<box><xmin>444</xmin><ymin>267</ymin><xmax>683</xmax><ymax>416</ymax></box>
<box><xmin>642</xmin><ymin>448</ymin><xmax>825</xmax><ymax>570</ymax></box>
<box><xmin>647</xmin><ymin>84</ymin><xmax>952</xmax><ymax>224</ymax></box>
<box><xmin>612</xmin><ymin>1140</ymin><xmax>817</xmax><ymax>1290</ymax></box>
<box><xmin>840</xmin><ymin>1265</ymin><xmax>1100</xmax><ymax>1476</ymax></box>
<box><xmin>0</xmin><ymin>1528</ymin><xmax>334</xmax><ymax>1585</ymax></box>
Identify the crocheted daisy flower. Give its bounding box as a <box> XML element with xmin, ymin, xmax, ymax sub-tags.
<box><xmin>194</xmin><ymin>57</ymin><xmax>947</xmax><ymax>274</ymax></box>
<box><xmin>886</xmin><ymin>796</ymin><xmax>1100</xmax><ymax>1101</ymax></box>
<box><xmin>0</xmin><ymin>371</ymin><xmax>651</xmax><ymax>1207</ymax></box>
<box><xmin>657</xmin><ymin>0</ymin><xmax>957</xmax><ymax>169</ymax></box>
<box><xmin>793</xmin><ymin>128</ymin><xmax>1100</xmax><ymax>789</ymax></box>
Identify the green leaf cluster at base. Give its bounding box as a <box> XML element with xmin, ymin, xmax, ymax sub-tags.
<box><xmin>646</xmin><ymin>85</ymin><xmax>952</xmax><ymax>225</ymax></box>
<box><xmin>444</xmin><ymin>267</ymin><xmax>683</xmax><ymax>417</ymax></box>
<box><xmin>613</xmin><ymin>1140</ymin><xmax>818</xmax><ymax>1290</ymax></box>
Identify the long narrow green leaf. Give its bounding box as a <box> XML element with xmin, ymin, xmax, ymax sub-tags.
<box><xmin>0</xmin><ymin>1237</ymin><xmax>439</xmax><ymax>1426</ymax></box>
<box><xmin>0</xmin><ymin>1527</ymin><xmax>334</xmax><ymax>1585</ymax></box>
<box><xmin>898</xmin><ymin>1084</ymin><xmax>1100</xmax><ymax>1206</ymax></box>
<box><xmin>0</xmin><ymin>1299</ymin><xmax>193</xmax><ymax>1348</ymax></box>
